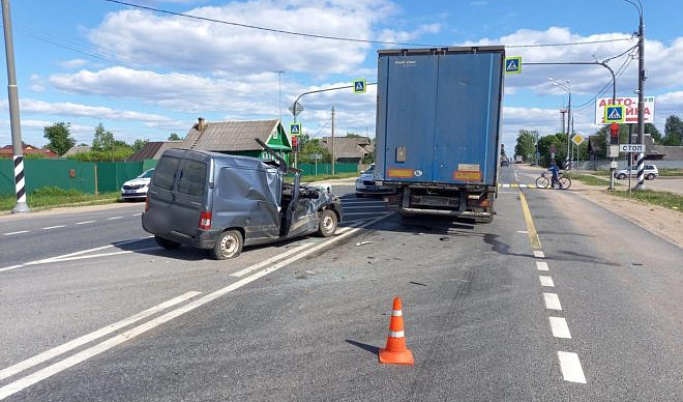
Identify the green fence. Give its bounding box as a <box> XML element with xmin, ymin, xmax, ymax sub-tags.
<box><xmin>0</xmin><ymin>159</ymin><xmax>149</xmax><ymax>196</ymax></box>
<box><xmin>298</xmin><ymin>163</ymin><xmax>359</xmax><ymax>176</ymax></box>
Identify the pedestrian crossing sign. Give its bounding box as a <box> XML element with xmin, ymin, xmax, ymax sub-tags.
<box><xmin>604</xmin><ymin>105</ymin><xmax>625</xmax><ymax>123</ymax></box>
<box><xmin>353</xmin><ymin>79</ymin><xmax>366</xmax><ymax>93</ymax></box>
<box><xmin>290</xmin><ymin>123</ymin><xmax>301</xmax><ymax>136</ymax></box>
<box><xmin>505</xmin><ymin>57</ymin><xmax>522</xmax><ymax>74</ymax></box>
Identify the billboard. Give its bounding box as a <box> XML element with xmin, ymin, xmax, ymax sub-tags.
<box><xmin>595</xmin><ymin>96</ymin><xmax>655</xmax><ymax>124</ymax></box>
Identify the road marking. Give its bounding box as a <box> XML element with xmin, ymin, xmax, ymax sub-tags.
<box><xmin>557</xmin><ymin>352</ymin><xmax>587</xmax><ymax>383</ymax></box>
<box><xmin>231</xmin><ymin>243</ymin><xmax>314</xmax><ymax>277</ymax></box>
<box><xmin>502</xmin><ymin>184</ymin><xmax>510</xmax><ymax>188</ymax></box>
<box><xmin>344</xmin><ymin>211</ymin><xmax>389</xmax><ymax>216</ymax></box>
<box><xmin>549</xmin><ymin>317</ymin><xmax>571</xmax><ymax>338</ymax></box>
<box><xmin>132</xmin><ymin>213</ymin><xmax>142</xmax><ymax>217</ymax></box>
<box><xmin>539</xmin><ymin>275</ymin><xmax>555</xmax><ymax>287</ymax></box>
<box><xmin>342</xmin><ymin>200</ymin><xmax>386</xmax><ymax>205</ymax></box>
<box><xmin>0</xmin><ymin>213</ymin><xmax>392</xmax><ymax>400</ymax></box>
<box><xmin>42</xmin><ymin>226</ymin><xmax>66</xmax><ymax>230</ymax></box>
<box><xmin>518</xmin><ymin>190</ymin><xmax>542</xmax><ymax>250</ymax></box>
<box><xmin>534</xmin><ymin>250</ymin><xmax>545</xmax><ymax>258</ymax></box>
<box><xmin>543</xmin><ymin>293</ymin><xmax>562</xmax><ymax>310</ymax></box>
<box><xmin>0</xmin><ymin>292</ymin><xmax>200</xmax><ymax>382</ymax></box>
<box><xmin>342</xmin><ymin>206</ymin><xmax>388</xmax><ymax>210</ymax></box>
<box><xmin>536</xmin><ymin>261</ymin><xmax>549</xmax><ymax>271</ymax></box>
<box><xmin>519</xmin><ymin>184</ymin><xmax>528</xmax><ymax>188</ymax></box>
<box><xmin>25</xmin><ymin>247</ymin><xmax>159</xmax><ymax>265</ymax></box>
<box><xmin>4</xmin><ymin>231</ymin><xmax>28</xmax><ymax>236</ymax></box>
<box><xmin>75</xmin><ymin>221</ymin><xmax>96</xmax><ymax>225</ymax></box>
<box><xmin>0</xmin><ymin>265</ymin><xmax>23</xmax><ymax>273</ymax></box>
<box><xmin>106</xmin><ymin>216</ymin><xmax>123</xmax><ymax>220</ymax></box>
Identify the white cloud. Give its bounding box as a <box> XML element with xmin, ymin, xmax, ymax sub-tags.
<box><xmin>377</xmin><ymin>23</ymin><xmax>443</xmax><ymax>44</ymax></box>
<box><xmin>60</xmin><ymin>59</ymin><xmax>88</xmax><ymax>69</ymax></box>
<box><xmin>21</xmin><ymin>98</ymin><xmax>172</xmax><ymax>123</ymax></box>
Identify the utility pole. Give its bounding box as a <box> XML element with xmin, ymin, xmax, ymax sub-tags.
<box><xmin>274</xmin><ymin>70</ymin><xmax>285</xmax><ymax>122</ymax></box>
<box><xmin>2</xmin><ymin>0</ymin><xmax>29</xmax><ymax>213</ymax></box>
<box><xmin>331</xmin><ymin>106</ymin><xmax>335</xmax><ymax>175</ymax></box>
<box><xmin>634</xmin><ymin>3</ymin><xmax>646</xmax><ymax>191</ymax></box>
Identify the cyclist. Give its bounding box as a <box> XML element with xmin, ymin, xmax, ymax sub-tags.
<box><xmin>549</xmin><ymin>159</ymin><xmax>561</xmax><ymax>189</ymax></box>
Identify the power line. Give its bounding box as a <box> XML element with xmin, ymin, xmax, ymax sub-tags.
<box><xmin>507</xmin><ymin>37</ymin><xmax>633</xmax><ymax>48</ymax></box>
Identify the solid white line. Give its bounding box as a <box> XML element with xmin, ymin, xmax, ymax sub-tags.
<box><xmin>543</xmin><ymin>293</ymin><xmax>562</xmax><ymax>311</ymax></box>
<box><xmin>549</xmin><ymin>317</ymin><xmax>571</xmax><ymax>338</ymax></box>
<box><xmin>557</xmin><ymin>351</ymin><xmax>587</xmax><ymax>383</ymax></box>
<box><xmin>106</xmin><ymin>216</ymin><xmax>123</xmax><ymax>220</ymax></box>
<box><xmin>539</xmin><ymin>276</ymin><xmax>555</xmax><ymax>287</ymax></box>
<box><xmin>342</xmin><ymin>200</ymin><xmax>386</xmax><ymax>205</ymax></box>
<box><xmin>4</xmin><ymin>231</ymin><xmax>29</xmax><ymax>236</ymax></box>
<box><xmin>0</xmin><ymin>214</ymin><xmax>393</xmax><ymax>400</ymax></box>
<box><xmin>342</xmin><ymin>206</ymin><xmax>388</xmax><ymax>210</ymax></box>
<box><xmin>0</xmin><ymin>265</ymin><xmax>23</xmax><ymax>273</ymax></box>
<box><xmin>344</xmin><ymin>211</ymin><xmax>389</xmax><ymax>216</ymax></box>
<box><xmin>42</xmin><ymin>226</ymin><xmax>66</xmax><ymax>230</ymax></box>
<box><xmin>75</xmin><ymin>221</ymin><xmax>96</xmax><ymax>225</ymax></box>
<box><xmin>25</xmin><ymin>247</ymin><xmax>160</xmax><ymax>265</ymax></box>
<box><xmin>0</xmin><ymin>291</ymin><xmax>200</xmax><ymax>382</ymax></box>
<box><xmin>536</xmin><ymin>261</ymin><xmax>549</xmax><ymax>271</ymax></box>
<box><xmin>534</xmin><ymin>250</ymin><xmax>545</xmax><ymax>258</ymax></box>
<box><xmin>231</xmin><ymin>243</ymin><xmax>314</xmax><ymax>277</ymax></box>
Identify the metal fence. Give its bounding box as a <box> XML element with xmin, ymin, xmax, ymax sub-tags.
<box><xmin>297</xmin><ymin>163</ymin><xmax>359</xmax><ymax>176</ymax></box>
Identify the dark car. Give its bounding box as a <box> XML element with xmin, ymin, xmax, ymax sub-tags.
<box><xmin>142</xmin><ymin>142</ymin><xmax>342</xmax><ymax>259</ymax></box>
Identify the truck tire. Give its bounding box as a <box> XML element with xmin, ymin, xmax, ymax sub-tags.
<box><xmin>211</xmin><ymin>230</ymin><xmax>243</xmax><ymax>260</ymax></box>
<box><xmin>155</xmin><ymin>236</ymin><xmax>181</xmax><ymax>250</ymax></box>
<box><xmin>317</xmin><ymin>209</ymin><xmax>337</xmax><ymax>237</ymax></box>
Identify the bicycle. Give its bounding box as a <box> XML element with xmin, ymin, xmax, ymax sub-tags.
<box><xmin>535</xmin><ymin>171</ymin><xmax>571</xmax><ymax>190</ymax></box>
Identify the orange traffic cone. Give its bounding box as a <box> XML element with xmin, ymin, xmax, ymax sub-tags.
<box><xmin>379</xmin><ymin>297</ymin><xmax>414</xmax><ymax>365</ymax></box>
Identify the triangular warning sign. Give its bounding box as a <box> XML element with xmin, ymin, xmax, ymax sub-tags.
<box><xmin>608</xmin><ymin>108</ymin><xmax>622</xmax><ymax>119</ymax></box>
<box><xmin>506</xmin><ymin>60</ymin><xmax>518</xmax><ymax>71</ymax></box>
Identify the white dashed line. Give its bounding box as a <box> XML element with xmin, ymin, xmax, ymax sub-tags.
<box><xmin>75</xmin><ymin>221</ymin><xmax>96</xmax><ymax>225</ymax></box>
<box><xmin>539</xmin><ymin>276</ymin><xmax>555</xmax><ymax>287</ymax></box>
<box><xmin>4</xmin><ymin>231</ymin><xmax>29</xmax><ymax>236</ymax></box>
<box><xmin>106</xmin><ymin>216</ymin><xmax>123</xmax><ymax>220</ymax></box>
<box><xmin>42</xmin><ymin>226</ymin><xmax>66</xmax><ymax>230</ymax></box>
<box><xmin>557</xmin><ymin>352</ymin><xmax>587</xmax><ymax>383</ymax></box>
<box><xmin>516</xmin><ymin>230</ymin><xmax>529</xmax><ymax>234</ymax></box>
<box><xmin>549</xmin><ymin>317</ymin><xmax>572</xmax><ymax>339</ymax></box>
<box><xmin>543</xmin><ymin>293</ymin><xmax>563</xmax><ymax>310</ymax></box>
<box><xmin>132</xmin><ymin>213</ymin><xmax>142</xmax><ymax>217</ymax></box>
<box><xmin>534</xmin><ymin>250</ymin><xmax>545</xmax><ymax>258</ymax></box>
<box><xmin>536</xmin><ymin>261</ymin><xmax>549</xmax><ymax>271</ymax></box>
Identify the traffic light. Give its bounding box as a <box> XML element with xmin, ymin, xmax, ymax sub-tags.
<box><xmin>291</xmin><ymin>135</ymin><xmax>298</xmax><ymax>150</ymax></box>
<box><xmin>610</xmin><ymin>123</ymin><xmax>620</xmax><ymax>145</ymax></box>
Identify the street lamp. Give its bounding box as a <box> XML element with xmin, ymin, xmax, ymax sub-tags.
<box><xmin>548</xmin><ymin>78</ymin><xmax>572</xmax><ymax>169</ymax></box>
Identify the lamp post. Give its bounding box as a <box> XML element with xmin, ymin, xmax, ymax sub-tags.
<box><xmin>618</xmin><ymin>0</ymin><xmax>645</xmax><ymax>190</ymax></box>
<box><xmin>548</xmin><ymin>78</ymin><xmax>572</xmax><ymax>170</ymax></box>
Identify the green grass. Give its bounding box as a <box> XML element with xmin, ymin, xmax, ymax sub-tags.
<box><xmin>659</xmin><ymin>168</ymin><xmax>683</xmax><ymax>177</ymax></box>
<box><xmin>302</xmin><ymin>172</ymin><xmax>359</xmax><ymax>182</ymax></box>
<box><xmin>0</xmin><ymin>187</ymin><xmax>120</xmax><ymax>212</ymax></box>
<box><xmin>612</xmin><ymin>189</ymin><xmax>683</xmax><ymax>212</ymax></box>
<box><xmin>565</xmin><ymin>173</ymin><xmax>619</xmax><ymax>187</ymax></box>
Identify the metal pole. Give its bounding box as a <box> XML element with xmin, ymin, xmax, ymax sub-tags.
<box><xmin>2</xmin><ymin>0</ymin><xmax>29</xmax><ymax>213</ymax></box>
<box><xmin>331</xmin><ymin>106</ymin><xmax>335</xmax><ymax>175</ymax></box>
<box><xmin>567</xmin><ymin>88</ymin><xmax>571</xmax><ymax>170</ymax></box>
<box><xmin>634</xmin><ymin>8</ymin><xmax>646</xmax><ymax>191</ymax></box>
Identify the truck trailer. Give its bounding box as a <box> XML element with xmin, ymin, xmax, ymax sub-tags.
<box><xmin>375</xmin><ymin>46</ymin><xmax>505</xmax><ymax>223</ymax></box>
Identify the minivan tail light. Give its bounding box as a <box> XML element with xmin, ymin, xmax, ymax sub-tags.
<box><xmin>199</xmin><ymin>211</ymin><xmax>212</xmax><ymax>230</ymax></box>
<box><xmin>145</xmin><ymin>196</ymin><xmax>150</xmax><ymax>212</ymax></box>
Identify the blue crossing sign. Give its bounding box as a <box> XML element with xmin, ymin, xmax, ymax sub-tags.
<box><xmin>604</xmin><ymin>105</ymin><xmax>625</xmax><ymax>123</ymax></box>
<box><xmin>290</xmin><ymin>123</ymin><xmax>301</xmax><ymax>136</ymax></box>
<box><xmin>505</xmin><ymin>57</ymin><xmax>522</xmax><ymax>74</ymax></box>
<box><xmin>353</xmin><ymin>79</ymin><xmax>366</xmax><ymax>93</ymax></box>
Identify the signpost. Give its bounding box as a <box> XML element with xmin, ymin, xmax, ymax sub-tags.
<box><xmin>505</xmin><ymin>57</ymin><xmax>522</xmax><ymax>74</ymax></box>
<box><xmin>353</xmin><ymin>79</ymin><xmax>366</xmax><ymax>93</ymax></box>
<box><xmin>604</xmin><ymin>105</ymin><xmax>625</xmax><ymax>124</ymax></box>
<box><xmin>595</xmin><ymin>96</ymin><xmax>655</xmax><ymax>124</ymax></box>
<box><xmin>620</xmin><ymin>144</ymin><xmax>644</xmax><ymax>153</ymax></box>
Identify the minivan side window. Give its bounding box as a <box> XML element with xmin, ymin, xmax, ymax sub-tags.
<box><xmin>177</xmin><ymin>160</ymin><xmax>207</xmax><ymax>197</ymax></box>
<box><xmin>152</xmin><ymin>156</ymin><xmax>180</xmax><ymax>191</ymax></box>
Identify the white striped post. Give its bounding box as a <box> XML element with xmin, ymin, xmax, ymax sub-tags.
<box><xmin>634</xmin><ymin>152</ymin><xmax>645</xmax><ymax>191</ymax></box>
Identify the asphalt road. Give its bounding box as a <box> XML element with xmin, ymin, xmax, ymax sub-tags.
<box><xmin>1</xmin><ymin>173</ymin><xmax>681</xmax><ymax>401</ymax></box>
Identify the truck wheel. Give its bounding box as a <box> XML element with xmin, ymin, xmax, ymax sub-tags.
<box><xmin>211</xmin><ymin>230</ymin><xmax>243</xmax><ymax>260</ymax></box>
<box><xmin>155</xmin><ymin>236</ymin><xmax>181</xmax><ymax>250</ymax></box>
<box><xmin>317</xmin><ymin>209</ymin><xmax>337</xmax><ymax>237</ymax></box>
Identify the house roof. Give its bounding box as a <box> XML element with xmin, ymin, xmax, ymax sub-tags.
<box><xmin>181</xmin><ymin>119</ymin><xmax>288</xmax><ymax>152</ymax></box>
<box><xmin>126</xmin><ymin>141</ymin><xmax>184</xmax><ymax>161</ymax></box>
<box><xmin>321</xmin><ymin>136</ymin><xmax>373</xmax><ymax>159</ymax></box>
<box><xmin>0</xmin><ymin>146</ymin><xmax>58</xmax><ymax>158</ymax></box>
<box><xmin>63</xmin><ymin>145</ymin><xmax>92</xmax><ymax>157</ymax></box>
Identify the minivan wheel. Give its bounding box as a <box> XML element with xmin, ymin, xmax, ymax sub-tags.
<box><xmin>317</xmin><ymin>209</ymin><xmax>337</xmax><ymax>237</ymax></box>
<box><xmin>155</xmin><ymin>236</ymin><xmax>181</xmax><ymax>250</ymax></box>
<box><xmin>646</xmin><ymin>173</ymin><xmax>655</xmax><ymax>180</ymax></box>
<box><xmin>617</xmin><ymin>173</ymin><xmax>626</xmax><ymax>180</ymax></box>
<box><xmin>211</xmin><ymin>230</ymin><xmax>243</xmax><ymax>260</ymax></box>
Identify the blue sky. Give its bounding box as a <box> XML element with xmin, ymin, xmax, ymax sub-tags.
<box><xmin>1</xmin><ymin>0</ymin><xmax>681</xmax><ymax>152</ymax></box>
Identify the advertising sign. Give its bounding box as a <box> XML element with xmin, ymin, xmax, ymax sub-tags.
<box><xmin>595</xmin><ymin>97</ymin><xmax>655</xmax><ymax>124</ymax></box>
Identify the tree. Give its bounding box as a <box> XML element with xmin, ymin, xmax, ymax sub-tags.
<box><xmin>298</xmin><ymin>136</ymin><xmax>331</xmax><ymax>163</ymax></box>
<box><xmin>168</xmin><ymin>132</ymin><xmax>183</xmax><ymax>141</ymax></box>
<box><xmin>514</xmin><ymin>130</ymin><xmax>539</xmax><ymax>162</ymax></box>
<box><xmin>663</xmin><ymin>115</ymin><xmax>683</xmax><ymax>146</ymax></box>
<box><xmin>132</xmin><ymin>139</ymin><xmax>149</xmax><ymax>152</ymax></box>
<box><xmin>92</xmin><ymin>123</ymin><xmax>115</xmax><ymax>152</ymax></box>
<box><xmin>43</xmin><ymin>122</ymin><xmax>75</xmax><ymax>156</ymax></box>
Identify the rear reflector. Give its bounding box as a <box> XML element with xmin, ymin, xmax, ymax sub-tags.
<box><xmin>199</xmin><ymin>211</ymin><xmax>212</xmax><ymax>229</ymax></box>
<box><xmin>145</xmin><ymin>197</ymin><xmax>150</xmax><ymax>212</ymax></box>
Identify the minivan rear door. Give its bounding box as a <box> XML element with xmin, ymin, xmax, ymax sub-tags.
<box><xmin>173</xmin><ymin>158</ymin><xmax>209</xmax><ymax>237</ymax></box>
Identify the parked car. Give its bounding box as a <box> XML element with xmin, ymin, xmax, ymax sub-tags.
<box><xmin>121</xmin><ymin>168</ymin><xmax>155</xmax><ymax>201</ymax></box>
<box><xmin>355</xmin><ymin>164</ymin><xmax>395</xmax><ymax>198</ymax></box>
<box><xmin>614</xmin><ymin>164</ymin><xmax>658</xmax><ymax>180</ymax></box>
<box><xmin>500</xmin><ymin>157</ymin><xmax>509</xmax><ymax>167</ymax></box>
<box><xmin>142</xmin><ymin>143</ymin><xmax>342</xmax><ymax>260</ymax></box>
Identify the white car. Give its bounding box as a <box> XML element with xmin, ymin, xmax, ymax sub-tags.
<box><xmin>121</xmin><ymin>168</ymin><xmax>155</xmax><ymax>201</ymax></box>
<box><xmin>614</xmin><ymin>165</ymin><xmax>658</xmax><ymax>180</ymax></box>
<box><xmin>355</xmin><ymin>164</ymin><xmax>395</xmax><ymax>198</ymax></box>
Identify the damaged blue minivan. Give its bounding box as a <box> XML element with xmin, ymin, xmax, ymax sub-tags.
<box><xmin>142</xmin><ymin>141</ymin><xmax>342</xmax><ymax>259</ymax></box>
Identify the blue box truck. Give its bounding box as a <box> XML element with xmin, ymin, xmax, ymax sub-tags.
<box><xmin>375</xmin><ymin>46</ymin><xmax>505</xmax><ymax>223</ymax></box>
